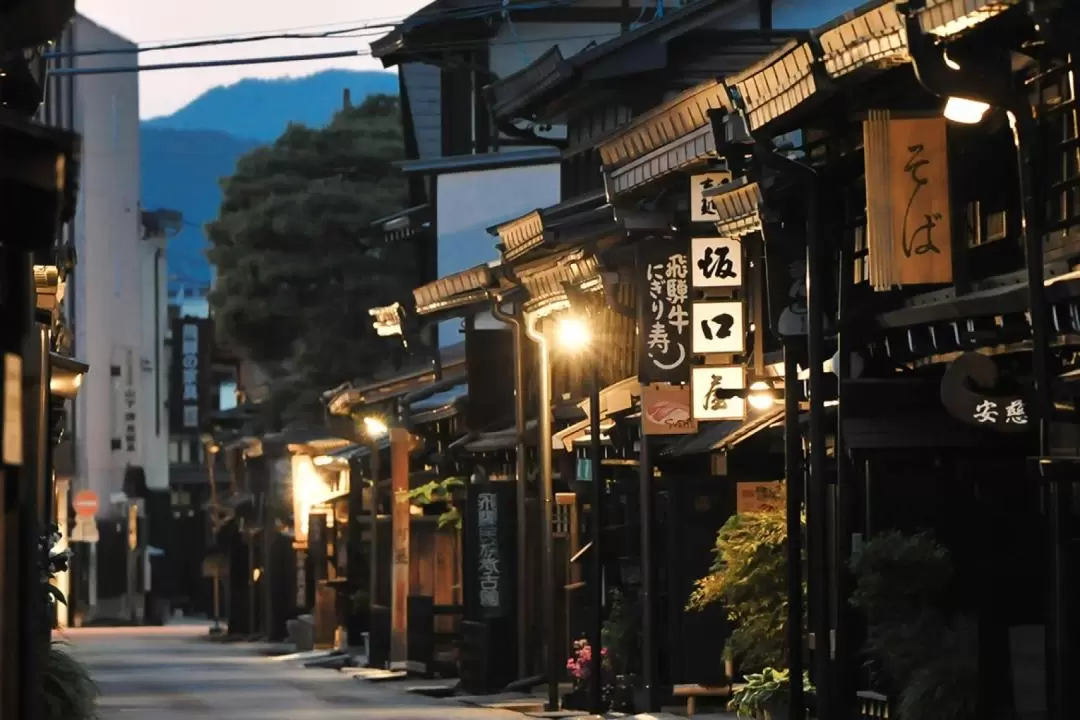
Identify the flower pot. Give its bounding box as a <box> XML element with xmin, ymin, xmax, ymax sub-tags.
<box><xmin>760</xmin><ymin>702</ymin><xmax>789</xmax><ymax>720</ymax></box>
<box><xmin>561</xmin><ymin>688</ymin><xmax>587</xmax><ymax>711</ymax></box>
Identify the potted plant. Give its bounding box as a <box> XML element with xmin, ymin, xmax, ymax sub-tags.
<box><xmin>849</xmin><ymin>530</ymin><xmax>977</xmax><ymax>720</ymax></box>
<box><xmin>407</xmin><ymin>477</ymin><xmax>464</xmax><ymax>529</ymax></box>
<box><xmin>728</xmin><ymin>667</ymin><xmax>814</xmax><ymax>720</ymax></box>
<box><xmin>563</xmin><ymin>637</ymin><xmax>613</xmax><ymax>710</ymax></box>
<box><xmin>686</xmin><ymin>485</ymin><xmax>803</xmax><ymax>672</ymax></box>
<box><xmin>39</xmin><ymin>524</ymin><xmax>99</xmax><ymax>720</ymax></box>
<box><xmin>601</xmin><ymin>589</ymin><xmax>635</xmax><ymax>712</ymax></box>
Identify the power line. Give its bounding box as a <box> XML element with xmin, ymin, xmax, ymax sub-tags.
<box><xmin>46</xmin><ymin>50</ymin><xmax>368</xmax><ymax>76</ymax></box>
<box><xmin>45</xmin><ymin>0</ymin><xmax>585</xmax><ymax>60</ymax></box>
<box><xmin>42</xmin><ymin>28</ymin><xmax>624</xmax><ymax>77</ymax></box>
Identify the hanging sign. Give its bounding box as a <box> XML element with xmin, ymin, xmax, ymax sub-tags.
<box><xmin>690</xmin><ymin>172</ymin><xmax>733</xmax><ymax>223</ymax></box>
<box><xmin>465</xmin><ymin>481</ymin><xmax>517</xmax><ymax>620</ymax></box>
<box><xmin>691</xmin><ymin>366</ymin><xmax>746</xmax><ymax>421</ymax></box>
<box><xmin>691</xmin><ymin>237</ymin><xmax>743</xmax><ymax>288</ymax></box>
<box><xmin>863</xmin><ymin>111</ymin><xmax>953</xmax><ymax>290</ymax></box>
<box><xmin>641</xmin><ymin>383</ymin><xmax>698</xmax><ymax>435</ymax></box>
<box><xmin>940</xmin><ymin>352</ymin><xmax>1029</xmax><ymax>434</ymax></box>
<box><xmin>639</xmin><ymin>241</ymin><xmax>691</xmax><ymax>384</ymax></box>
<box><xmin>692</xmin><ymin>300</ymin><xmax>745</xmax><ymax>355</ymax></box>
<box><xmin>736</xmin><ymin>481</ymin><xmax>784</xmax><ymax>513</ymax></box>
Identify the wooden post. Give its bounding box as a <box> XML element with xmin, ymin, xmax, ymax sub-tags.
<box><xmin>389</xmin><ymin>426</ymin><xmax>411</xmax><ymax>669</ymax></box>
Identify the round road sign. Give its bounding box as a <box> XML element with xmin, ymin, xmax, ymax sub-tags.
<box><xmin>73</xmin><ymin>490</ymin><xmax>99</xmax><ymax>517</ymax></box>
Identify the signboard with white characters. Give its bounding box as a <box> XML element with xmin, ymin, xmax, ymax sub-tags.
<box><xmin>690</xmin><ymin>172</ymin><xmax>733</xmax><ymax>223</ymax></box>
<box><xmin>691</xmin><ymin>366</ymin><xmax>746</xmax><ymax>421</ymax></box>
<box><xmin>692</xmin><ymin>300</ymin><xmax>745</xmax><ymax>354</ymax></box>
<box><xmin>477</xmin><ymin>491</ymin><xmax>501</xmax><ymax>611</ymax></box>
<box><xmin>691</xmin><ymin>237</ymin><xmax>743</xmax><ymax>288</ymax></box>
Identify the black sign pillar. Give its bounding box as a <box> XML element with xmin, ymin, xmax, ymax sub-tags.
<box><xmin>463</xmin><ymin>480</ymin><xmax>518</xmax><ymax>692</ymax></box>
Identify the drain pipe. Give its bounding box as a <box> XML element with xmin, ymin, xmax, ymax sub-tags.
<box><xmin>489</xmin><ymin>293</ymin><xmax>530</xmax><ymax>681</ymax></box>
<box><xmin>524</xmin><ymin>311</ymin><xmax>558</xmax><ymax>712</ymax></box>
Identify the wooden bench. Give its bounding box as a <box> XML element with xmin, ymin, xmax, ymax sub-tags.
<box><xmin>672</xmin><ymin>683</ymin><xmax>734</xmax><ymax>717</ymax></box>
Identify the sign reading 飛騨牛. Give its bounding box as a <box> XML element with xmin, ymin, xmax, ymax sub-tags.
<box><xmin>638</xmin><ymin>240</ymin><xmax>691</xmax><ymax>384</ymax></box>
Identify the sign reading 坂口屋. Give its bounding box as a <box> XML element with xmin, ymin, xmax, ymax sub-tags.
<box><xmin>690</xmin><ymin>172</ymin><xmax>733</xmax><ymax>223</ymax></box>
<box><xmin>638</xmin><ymin>240</ymin><xmax>691</xmax><ymax>384</ymax></box>
<box><xmin>691</xmin><ymin>366</ymin><xmax>746</xmax><ymax>421</ymax></box>
<box><xmin>691</xmin><ymin>300</ymin><xmax>746</xmax><ymax>355</ymax></box>
<box><xmin>691</xmin><ymin>237</ymin><xmax>743</xmax><ymax>289</ymax></box>
<box><xmin>641</xmin><ymin>383</ymin><xmax>698</xmax><ymax>436</ymax></box>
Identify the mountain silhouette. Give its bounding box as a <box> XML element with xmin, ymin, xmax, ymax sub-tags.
<box><xmin>140</xmin><ymin>69</ymin><xmax>399</xmax><ymax>292</ymax></box>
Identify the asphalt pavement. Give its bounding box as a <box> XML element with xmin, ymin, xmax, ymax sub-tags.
<box><xmin>61</xmin><ymin>623</ymin><xmax>528</xmax><ymax>720</ymax></box>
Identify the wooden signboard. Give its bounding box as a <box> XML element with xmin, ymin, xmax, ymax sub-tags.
<box><xmin>864</xmin><ymin>111</ymin><xmax>953</xmax><ymax>290</ymax></box>
<box><xmin>641</xmin><ymin>383</ymin><xmax>698</xmax><ymax>435</ymax></box>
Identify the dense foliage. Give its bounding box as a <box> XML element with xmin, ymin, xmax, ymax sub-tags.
<box><xmin>207</xmin><ymin>94</ymin><xmax>412</xmax><ymax>422</ymax></box>
<box><xmin>849</xmin><ymin>530</ymin><xmax>977</xmax><ymax>720</ymax></box>
<box><xmin>686</xmin><ymin>489</ymin><xmax>801</xmax><ymax>671</ymax></box>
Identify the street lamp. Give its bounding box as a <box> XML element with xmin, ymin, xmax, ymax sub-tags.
<box><xmin>555</xmin><ymin>309</ymin><xmax>605</xmax><ymax>715</ymax></box>
<box><xmin>359</xmin><ymin>414</ymin><xmax>386</xmax><ymax>667</ymax></box>
<box><xmin>200</xmin><ymin>436</ymin><xmax>224</xmax><ymax>635</ymax></box>
<box><xmin>747</xmin><ymin>380</ymin><xmax>777</xmax><ymax>412</ymax></box>
<box><xmin>363</xmin><ymin>416</ymin><xmax>389</xmax><ymax>437</ymax></box>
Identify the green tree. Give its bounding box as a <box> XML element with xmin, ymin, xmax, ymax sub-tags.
<box><xmin>207</xmin><ymin>94</ymin><xmax>411</xmax><ymax>421</ymax></box>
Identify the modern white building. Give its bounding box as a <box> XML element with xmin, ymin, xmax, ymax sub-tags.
<box><xmin>44</xmin><ymin>15</ymin><xmax>170</xmax><ymax>621</ymax></box>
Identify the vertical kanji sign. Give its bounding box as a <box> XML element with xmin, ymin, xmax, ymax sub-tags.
<box><xmin>639</xmin><ymin>239</ymin><xmax>691</xmax><ymax>384</ymax></box>
<box><xmin>690</xmin><ymin>172</ymin><xmax>733</xmax><ymax>223</ymax></box>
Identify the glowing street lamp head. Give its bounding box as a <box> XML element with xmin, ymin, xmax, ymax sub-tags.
<box><xmin>747</xmin><ymin>380</ymin><xmax>776</xmax><ymax>411</ymax></box>
<box><xmin>556</xmin><ymin>315</ymin><xmax>591</xmax><ymax>352</ymax></box>
<box><xmin>944</xmin><ymin>97</ymin><xmax>990</xmax><ymax>125</ymax></box>
<box><xmin>363</xmin><ymin>416</ymin><xmax>389</xmax><ymax>437</ymax></box>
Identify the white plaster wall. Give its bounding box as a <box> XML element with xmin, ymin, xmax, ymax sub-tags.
<box><xmin>70</xmin><ymin>15</ymin><xmax>155</xmax><ymax>511</ymax></box>
<box><xmin>435</xmin><ymin>163</ymin><xmax>561</xmax><ymax>345</ymax></box>
<box><xmin>139</xmin><ymin>235</ymin><xmax>169</xmax><ymax>490</ymax></box>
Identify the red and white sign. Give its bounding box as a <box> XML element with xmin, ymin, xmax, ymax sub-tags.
<box><xmin>641</xmin><ymin>383</ymin><xmax>698</xmax><ymax>436</ymax></box>
<box><xmin>73</xmin><ymin>490</ymin><xmax>99</xmax><ymax>517</ymax></box>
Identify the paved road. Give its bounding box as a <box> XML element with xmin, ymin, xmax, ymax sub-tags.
<box><xmin>62</xmin><ymin>624</ymin><xmax>525</xmax><ymax>720</ymax></box>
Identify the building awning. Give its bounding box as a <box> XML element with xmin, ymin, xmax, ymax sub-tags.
<box><xmin>453</xmin><ymin>419</ymin><xmax>540</xmax><ymax>454</ymax></box>
<box><xmin>396</xmin><ymin>148</ymin><xmax>560</xmax><ymax>176</ymax></box>
<box><xmin>663</xmin><ymin>406</ymin><xmax>784</xmax><ymax>457</ymax></box>
<box><xmin>552</xmin><ymin>377</ymin><xmax>638</xmax><ymax>451</ymax></box>
<box><xmin>371</xmin><ymin>204</ymin><xmax>430</xmax><ymax>242</ymax></box>
<box><xmin>702</xmin><ymin>176</ymin><xmax>765</xmax><ymax>237</ymax></box>
<box><xmin>324</xmin><ymin>342</ymin><xmax>467</xmax><ymax>416</ymax></box>
<box><xmin>489</xmin><ymin>189</ymin><xmax>619</xmax><ymax>264</ymax></box>
<box><xmin>409</xmin><ymin>382</ymin><xmax>468</xmax><ymax>425</ymax></box>
<box><xmin>486</xmin><ymin>44</ymin><xmax>573</xmax><ymax>121</ymax></box>
<box><xmin>413</xmin><ymin>263</ymin><xmax>498</xmax><ymax>317</ymax></box>
<box><xmin>515</xmin><ymin>249</ymin><xmax>604</xmax><ymax>315</ymax></box>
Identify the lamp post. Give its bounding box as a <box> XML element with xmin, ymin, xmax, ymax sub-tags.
<box><xmin>361</xmin><ymin>415</ymin><xmax>387</xmax><ymax>666</ymax></box>
<box><xmin>202</xmin><ymin>438</ymin><xmax>223</xmax><ymax>635</ymax></box>
<box><xmin>555</xmin><ymin>313</ymin><xmax>604</xmax><ymax>714</ymax></box>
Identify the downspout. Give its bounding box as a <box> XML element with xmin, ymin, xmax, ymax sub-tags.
<box><xmin>524</xmin><ymin>311</ymin><xmax>558</xmax><ymax>712</ymax></box>
<box><xmin>489</xmin><ymin>293</ymin><xmax>530</xmax><ymax>681</ymax></box>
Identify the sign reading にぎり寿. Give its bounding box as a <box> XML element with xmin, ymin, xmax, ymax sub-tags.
<box><xmin>638</xmin><ymin>239</ymin><xmax>691</xmax><ymax>385</ymax></box>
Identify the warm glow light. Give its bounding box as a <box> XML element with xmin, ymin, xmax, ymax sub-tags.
<box><xmin>363</xmin><ymin>416</ymin><xmax>389</xmax><ymax>437</ymax></box>
<box><xmin>291</xmin><ymin>455</ymin><xmax>334</xmax><ymax>543</ymax></box>
<box><xmin>49</xmin><ymin>370</ymin><xmax>83</xmax><ymax>400</ymax></box>
<box><xmin>252</xmin><ymin>567</ymin><xmax>262</xmax><ymax>583</ymax></box>
<box><xmin>747</xmin><ymin>381</ymin><xmax>776</xmax><ymax>411</ymax></box>
<box><xmin>312</xmin><ymin>455</ymin><xmax>334</xmax><ymax>466</ymax></box>
<box><xmin>556</xmin><ymin>316</ymin><xmax>591</xmax><ymax>352</ymax></box>
<box><xmin>944</xmin><ymin>97</ymin><xmax>990</xmax><ymax>124</ymax></box>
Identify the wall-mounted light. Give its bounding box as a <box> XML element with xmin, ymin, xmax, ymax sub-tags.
<box><xmin>49</xmin><ymin>353</ymin><xmax>87</xmax><ymax>400</ymax></box>
<box><xmin>363</xmin><ymin>416</ymin><xmax>389</xmax><ymax>437</ymax></box>
<box><xmin>943</xmin><ymin>96</ymin><xmax>991</xmax><ymax>124</ymax></box>
<box><xmin>556</xmin><ymin>315</ymin><xmax>591</xmax><ymax>353</ymax></box>
<box><xmin>747</xmin><ymin>380</ymin><xmax>777</xmax><ymax>411</ymax></box>
<box><xmin>312</xmin><ymin>455</ymin><xmax>335</xmax><ymax>467</ymax></box>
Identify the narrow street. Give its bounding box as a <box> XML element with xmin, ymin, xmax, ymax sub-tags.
<box><xmin>64</xmin><ymin>625</ymin><xmax>522</xmax><ymax>720</ymax></box>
